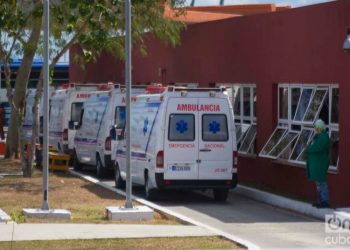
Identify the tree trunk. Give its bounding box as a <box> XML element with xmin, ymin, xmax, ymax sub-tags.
<box><xmin>28</xmin><ymin>31</ymin><xmax>82</xmax><ymax>171</ymax></box>
<box><xmin>5</xmin><ymin>8</ymin><xmax>42</xmax><ymax>177</ymax></box>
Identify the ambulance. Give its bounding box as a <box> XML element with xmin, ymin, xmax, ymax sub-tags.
<box><xmin>0</xmin><ymin>88</ymin><xmax>11</xmax><ymax>136</ymax></box>
<box><xmin>114</xmin><ymin>86</ymin><xmax>238</xmax><ymax>201</ymax></box>
<box><xmin>73</xmin><ymin>85</ymin><xmax>144</xmax><ymax>177</ymax></box>
<box><xmin>22</xmin><ymin>87</ymin><xmax>54</xmax><ymax>144</ymax></box>
<box><xmin>49</xmin><ymin>83</ymin><xmax>106</xmax><ymax>155</ymax></box>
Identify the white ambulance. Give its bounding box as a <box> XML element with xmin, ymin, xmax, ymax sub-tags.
<box><xmin>49</xmin><ymin>83</ymin><xmax>106</xmax><ymax>155</ymax></box>
<box><xmin>114</xmin><ymin>86</ymin><xmax>238</xmax><ymax>201</ymax></box>
<box><xmin>73</xmin><ymin>85</ymin><xmax>145</xmax><ymax>177</ymax></box>
<box><xmin>22</xmin><ymin>87</ymin><xmax>55</xmax><ymax>144</ymax></box>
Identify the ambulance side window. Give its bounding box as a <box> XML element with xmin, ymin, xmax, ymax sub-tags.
<box><xmin>115</xmin><ymin>106</ymin><xmax>126</xmax><ymax>128</ymax></box>
<box><xmin>202</xmin><ymin>114</ymin><xmax>228</xmax><ymax>141</ymax></box>
<box><xmin>71</xmin><ymin>102</ymin><xmax>84</xmax><ymax>122</ymax></box>
<box><xmin>168</xmin><ymin>114</ymin><xmax>195</xmax><ymax>141</ymax></box>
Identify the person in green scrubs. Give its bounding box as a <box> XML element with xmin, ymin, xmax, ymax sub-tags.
<box><xmin>306</xmin><ymin>119</ymin><xmax>331</xmax><ymax>208</ymax></box>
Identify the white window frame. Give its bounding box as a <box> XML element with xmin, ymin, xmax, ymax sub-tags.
<box><xmin>262</xmin><ymin>83</ymin><xmax>339</xmax><ymax>170</ymax></box>
<box><xmin>217</xmin><ymin>83</ymin><xmax>257</xmax><ymax>155</ymax></box>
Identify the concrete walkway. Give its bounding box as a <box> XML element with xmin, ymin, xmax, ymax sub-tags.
<box><xmin>233</xmin><ymin>185</ymin><xmax>350</xmax><ymax>222</ymax></box>
<box><xmin>0</xmin><ymin>223</ymin><xmax>216</xmax><ymax>242</ymax></box>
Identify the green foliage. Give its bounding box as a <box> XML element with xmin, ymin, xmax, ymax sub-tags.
<box><xmin>9</xmin><ymin>210</ymin><xmax>26</xmax><ymax>223</ymax></box>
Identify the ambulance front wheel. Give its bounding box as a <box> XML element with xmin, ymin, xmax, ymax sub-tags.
<box><xmin>114</xmin><ymin>163</ymin><xmax>125</xmax><ymax>189</ymax></box>
<box><xmin>213</xmin><ymin>188</ymin><xmax>229</xmax><ymax>202</ymax></box>
<box><xmin>144</xmin><ymin>172</ymin><xmax>157</xmax><ymax>201</ymax></box>
<box><xmin>73</xmin><ymin>150</ymin><xmax>82</xmax><ymax>171</ymax></box>
<box><xmin>96</xmin><ymin>155</ymin><xmax>107</xmax><ymax>178</ymax></box>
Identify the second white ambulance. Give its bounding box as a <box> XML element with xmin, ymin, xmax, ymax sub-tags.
<box><xmin>114</xmin><ymin>86</ymin><xmax>238</xmax><ymax>201</ymax></box>
<box><xmin>49</xmin><ymin>83</ymin><xmax>105</xmax><ymax>155</ymax></box>
<box><xmin>73</xmin><ymin>85</ymin><xmax>145</xmax><ymax>177</ymax></box>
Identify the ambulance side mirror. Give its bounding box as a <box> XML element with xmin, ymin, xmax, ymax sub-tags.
<box><xmin>69</xmin><ymin>120</ymin><xmax>80</xmax><ymax>130</ymax></box>
<box><xmin>110</xmin><ymin>125</ymin><xmax>117</xmax><ymax>140</ymax></box>
<box><xmin>68</xmin><ymin>120</ymin><xmax>75</xmax><ymax>130</ymax></box>
<box><xmin>117</xmin><ymin>127</ymin><xmax>125</xmax><ymax>141</ymax></box>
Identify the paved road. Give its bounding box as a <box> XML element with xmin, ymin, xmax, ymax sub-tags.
<box><xmin>78</xmin><ymin>169</ymin><xmax>346</xmax><ymax>249</ymax></box>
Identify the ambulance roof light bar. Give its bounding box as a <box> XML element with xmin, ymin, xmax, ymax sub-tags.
<box><xmin>168</xmin><ymin>87</ymin><xmax>225</xmax><ymax>92</ymax></box>
<box><xmin>145</xmin><ymin>85</ymin><xmax>166</xmax><ymax>94</ymax></box>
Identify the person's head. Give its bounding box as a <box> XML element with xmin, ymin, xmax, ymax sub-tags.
<box><xmin>314</xmin><ymin>119</ymin><xmax>326</xmax><ymax>133</ymax></box>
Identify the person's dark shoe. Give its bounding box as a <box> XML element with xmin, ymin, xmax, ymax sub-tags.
<box><xmin>316</xmin><ymin>202</ymin><xmax>331</xmax><ymax>209</ymax></box>
<box><xmin>312</xmin><ymin>202</ymin><xmax>321</xmax><ymax>207</ymax></box>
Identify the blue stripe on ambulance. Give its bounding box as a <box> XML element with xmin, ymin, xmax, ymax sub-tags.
<box><xmin>74</xmin><ymin>137</ymin><xmax>98</xmax><ymax>145</ymax></box>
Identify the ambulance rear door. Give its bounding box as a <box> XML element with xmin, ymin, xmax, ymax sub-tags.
<box><xmin>164</xmin><ymin>98</ymin><xmax>199</xmax><ymax>180</ymax></box>
<box><xmin>198</xmin><ymin>98</ymin><xmax>233</xmax><ymax>180</ymax></box>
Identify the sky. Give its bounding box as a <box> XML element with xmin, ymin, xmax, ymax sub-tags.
<box><xmin>185</xmin><ymin>0</ymin><xmax>334</xmax><ymax>7</ymax></box>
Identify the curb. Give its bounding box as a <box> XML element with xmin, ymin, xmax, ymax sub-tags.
<box><xmin>0</xmin><ymin>209</ymin><xmax>12</xmax><ymax>223</ymax></box>
<box><xmin>69</xmin><ymin>169</ymin><xmax>259</xmax><ymax>250</ymax></box>
<box><xmin>234</xmin><ymin>185</ymin><xmax>350</xmax><ymax>225</ymax></box>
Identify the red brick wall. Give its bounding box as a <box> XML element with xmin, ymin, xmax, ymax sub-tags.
<box><xmin>70</xmin><ymin>0</ymin><xmax>350</xmax><ymax>206</ymax></box>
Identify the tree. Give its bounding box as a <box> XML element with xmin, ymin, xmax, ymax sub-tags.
<box><xmin>1</xmin><ymin>0</ymin><xmax>186</xmax><ymax>176</ymax></box>
<box><xmin>0</xmin><ymin>1</ymin><xmax>43</xmax><ymax>177</ymax></box>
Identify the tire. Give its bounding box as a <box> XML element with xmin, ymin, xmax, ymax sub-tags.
<box><xmin>144</xmin><ymin>172</ymin><xmax>157</xmax><ymax>201</ymax></box>
<box><xmin>73</xmin><ymin>151</ymin><xmax>82</xmax><ymax>171</ymax></box>
<box><xmin>213</xmin><ymin>188</ymin><xmax>229</xmax><ymax>202</ymax></box>
<box><xmin>114</xmin><ymin>163</ymin><xmax>126</xmax><ymax>189</ymax></box>
<box><xmin>96</xmin><ymin>155</ymin><xmax>106</xmax><ymax>178</ymax></box>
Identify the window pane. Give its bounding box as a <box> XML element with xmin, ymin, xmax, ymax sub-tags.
<box><xmin>291</xmin><ymin>88</ymin><xmax>301</xmax><ymax>119</ymax></box>
<box><xmin>71</xmin><ymin>102</ymin><xmax>84</xmax><ymax>122</ymax></box>
<box><xmin>235</xmin><ymin>125</ymin><xmax>243</xmax><ymax>144</ymax></box>
<box><xmin>330</xmin><ymin>131</ymin><xmax>339</xmax><ymax>167</ymax></box>
<box><xmin>331</xmin><ymin>88</ymin><xmax>339</xmax><ymax>124</ymax></box>
<box><xmin>279</xmin><ymin>87</ymin><xmax>288</xmax><ymax>119</ymax></box>
<box><xmin>168</xmin><ymin>114</ymin><xmax>195</xmax><ymax>141</ymax></box>
<box><xmin>297</xmin><ymin>133</ymin><xmax>315</xmax><ymax>162</ymax></box>
<box><xmin>233</xmin><ymin>86</ymin><xmax>241</xmax><ymax>116</ymax></box>
<box><xmin>319</xmin><ymin>92</ymin><xmax>329</xmax><ymax>125</ymax></box>
<box><xmin>260</xmin><ymin>127</ymin><xmax>287</xmax><ymax>156</ymax></box>
<box><xmin>268</xmin><ymin>132</ymin><xmax>298</xmax><ymax>158</ymax></box>
<box><xmin>243</xmin><ymin>87</ymin><xmax>251</xmax><ymax>117</ymax></box>
<box><xmin>239</xmin><ymin>124</ymin><xmax>257</xmax><ymax>153</ymax></box>
<box><xmin>289</xmin><ymin>129</ymin><xmax>313</xmax><ymax>161</ymax></box>
<box><xmin>115</xmin><ymin>107</ymin><xmax>126</xmax><ymax>127</ymax></box>
<box><xmin>202</xmin><ymin>114</ymin><xmax>228</xmax><ymax>141</ymax></box>
<box><xmin>294</xmin><ymin>88</ymin><xmax>313</xmax><ymax>121</ymax></box>
<box><xmin>303</xmin><ymin>89</ymin><xmax>327</xmax><ymax>122</ymax></box>
<box><xmin>253</xmin><ymin>87</ymin><xmax>257</xmax><ymax>118</ymax></box>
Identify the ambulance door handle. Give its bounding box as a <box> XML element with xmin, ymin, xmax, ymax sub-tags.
<box><xmin>196</xmin><ymin>159</ymin><xmax>201</xmax><ymax>163</ymax></box>
<box><xmin>200</xmin><ymin>149</ymin><xmax>211</xmax><ymax>152</ymax></box>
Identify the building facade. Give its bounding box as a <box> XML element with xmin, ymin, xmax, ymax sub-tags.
<box><xmin>70</xmin><ymin>0</ymin><xmax>350</xmax><ymax>206</ymax></box>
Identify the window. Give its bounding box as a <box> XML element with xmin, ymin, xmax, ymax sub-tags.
<box><xmin>260</xmin><ymin>84</ymin><xmax>339</xmax><ymax>170</ymax></box>
<box><xmin>168</xmin><ymin>114</ymin><xmax>195</xmax><ymax>141</ymax></box>
<box><xmin>71</xmin><ymin>102</ymin><xmax>84</xmax><ymax>122</ymax></box>
<box><xmin>217</xmin><ymin>83</ymin><xmax>257</xmax><ymax>155</ymax></box>
<box><xmin>115</xmin><ymin>106</ymin><xmax>126</xmax><ymax>128</ymax></box>
<box><xmin>202</xmin><ymin>114</ymin><xmax>228</xmax><ymax>141</ymax></box>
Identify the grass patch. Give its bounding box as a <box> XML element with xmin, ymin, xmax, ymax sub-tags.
<box><xmin>0</xmin><ymin>237</ymin><xmax>242</xmax><ymax>250</ymax></box>
<box><xmin>0</xmin><ymin>161</ymin><xmax>178</xmax><ymax>224</ymax></box>
<box><xmin>0</xmin><ymin>159</ymin><xmax>22</xmax><ymax>174</ymax></box>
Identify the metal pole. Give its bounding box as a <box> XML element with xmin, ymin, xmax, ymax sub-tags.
<box><xmin>124</xmin><ymin>0</ymin><xmax>133</xmax><ymax>209</ymax></box>
<box><xmin>42</xmin><ymin>0</ymin><xmax>49</xmax><ymax>211</ymax></box>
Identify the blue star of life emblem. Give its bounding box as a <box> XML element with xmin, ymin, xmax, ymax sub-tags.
<box><xmin>209</xmin><ymin>121</ymin><xmax>220</xmax><ymax>134</ymax></box>
<box><xmin>176</xmin><ymin>120</ymin><xmax>188</xmax><ymax>134</ymax></box>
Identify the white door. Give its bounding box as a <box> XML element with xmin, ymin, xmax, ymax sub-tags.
<box><xmin>164</xmin><ymin>98</ymin><xmax>199</xmax><ymax>180</ymax></box>
<box><xmin>198</xmin><ymin>98</ymin><xmax>232</xmax><ymax>180</ymax></box>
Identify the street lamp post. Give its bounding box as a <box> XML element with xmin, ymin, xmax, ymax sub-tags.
<box><xmin>124</xmin><ymin>0</ymin><xmax>133</xmax><ymax>209</ymax></box>
<box><xmin>42</xmin><ymin>0</ymin><xmax>50</xmax><ymax>211</ymax></box>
